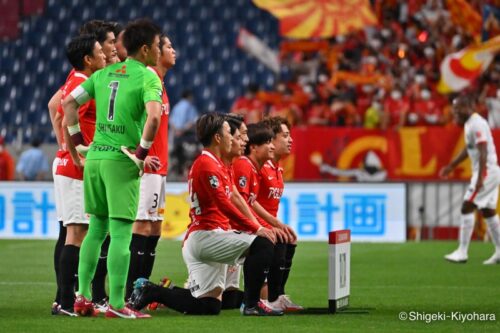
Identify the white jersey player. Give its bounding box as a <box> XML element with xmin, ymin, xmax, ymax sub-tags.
<box><xmin>440</xmin><ymin>96</ymin><xmax>500</xmax><ymax>264</ymax></box>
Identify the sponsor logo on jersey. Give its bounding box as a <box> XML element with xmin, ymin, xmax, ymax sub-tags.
<box><xmin>209</xmin><ymin>175</ymin><xmax>219</xmax><ymax>188</ymax></box>
<box><xmin>239</xmin><ymin>176</ymin><xmax>247</xmax><ymax>188</ymax></box>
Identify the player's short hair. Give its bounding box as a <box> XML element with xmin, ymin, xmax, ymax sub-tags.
<box><xmin>453</xmin><ymin>94</ymin><xmax>474</xmax><ymax>109</ymax></box>
<box><xmin>261</xmin><ymin>116</ymin><xmax>291</xmax><ymax>136</ymax></box>
<box><xmin>225</xmin><ymin>114</ymin><xmax>244</xmax><ymax>135</ymax></box>
<box><xmin>244</xmin><ymin>122</ymin><xmax>274</xmax><ymax>155</ymax></box>
<box><xmin>65</xmin><ymin>34</ymin><xmax>98</xmax><ymax>71</ymax></box>
<box><xmin>196</xmin><ymin>113</ymin><xmax>226</xmax><ymax>147</ymax></box>
<box><xmin>79</xmin><ymin>20</ymin><xmax>115</xmax><ymax>44</ymax></box>
<box><xmin>109</xmin><ymin>21</ymin><xmax>124</xmax><ymax>38</ymax></box>
<box><xmin>123</xmin><ymin>18</ymin><xmax>161</xmax><ymax>56</ymax></box>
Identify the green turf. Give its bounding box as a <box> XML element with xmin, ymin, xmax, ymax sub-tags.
<box><xmin>0</xmin><ymin>240</ymin><xmax>499</xmax><ymax>332</ymax></box>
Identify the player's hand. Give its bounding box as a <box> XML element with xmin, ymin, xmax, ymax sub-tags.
<box><xmin>74</xmin><ymin>157</ymin><xmax>85</xmax><ymax>170</ymax></box>
<box><xmin>145</xmin><ymin>156</ymin><xmax>161</xmax><ymax>171</ymax></box>
<box><xmin>256</xmin><ymin>227</ymin><xmax>276</xmax><ymax>244</ymax></box>
<box><xmin>273</xmin><ymin>227</ymin><xmax>287</xmax><ymax>243</ymax></box>
<box><xmin>282</xmin><ymin>224</ymin><xmax>297</xmax><ymax>244</ymax></box>
<box><xmin>76</xmin><ymin>143</ymin><xmax>91</xmax><ymax>157</ymax></box>
<box><xmin>121</xmin><ymin>146</ymin><xmax>145</xmax><ymax>176</ymax></box>
<box><xmin>439</xmin><ymin>165</ymin><xmax>453</xmax><ymax>178</ymax></box>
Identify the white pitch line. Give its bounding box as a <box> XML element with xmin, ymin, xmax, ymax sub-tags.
<box><xmin>0</xmin><ymin>281</ymin><xmax>55</xmax><ymax>286</ymax></box>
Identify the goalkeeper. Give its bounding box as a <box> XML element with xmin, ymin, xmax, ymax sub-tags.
<box><xmin>63</xmin><ymin>18</ymin><xmax>163</xmax><ymax>319</ymax></box>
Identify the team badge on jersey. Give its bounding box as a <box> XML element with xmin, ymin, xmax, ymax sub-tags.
<box><xmin>238</xmin><ymin>176</ymin><xmax>247</xmax><ymax>188</ymax></box>
<box><xmin>209</xmin><ymin>175</ymin><xmax>219</xmax><ymax>188</ymax></box>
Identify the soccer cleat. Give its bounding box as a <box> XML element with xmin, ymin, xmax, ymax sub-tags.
<box><xmin>483</xmin><ymin>252</ymin><xmax>500</xmax><ymax>265</ymax></box>
<box><xmin>444</xmin><ymin>249</ymin><xmax>468</xmax><ymax>263</ymax></box>
<box><xmin>129</xmin><ymin>278</ymin><xmax>159</xmax><ymax>311</ymax></box>
<box><xmin>105</xmin><ymin>305</ymin><xmax>151</xmax><ymax>319</ymax></box>
<box><xmin>242</xmin><ymin>301</ymin><xmax>284</xmax><ymax>316</ymax></box>
<box><xmin>267</xmin><ymin>295</ymin><xmax>303</xmax><ymax>312</ymax></box>
<box><xmin>74</xmin><ymin>295</ymin><xmax>98</xmax><ymax>317</ymax></box>
<box><xmin>147</xmin><ymin>277</ymin><xmax>173</xmax><ymax>311</ymax></box>
<box><xmin>51</xmin><ymin>302</ymin><xmax>60</xmax><ymax>315</ymax></box>
<box><xmin>94</xmin><ymin>298</ymin><xmax>109</xmax><ymax>313</ymax></box>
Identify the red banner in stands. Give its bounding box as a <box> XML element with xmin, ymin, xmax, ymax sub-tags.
<box><xmin>287</xmin><ymin>126</ymin><xmax>499</xmax><ymax>181</ymax></box>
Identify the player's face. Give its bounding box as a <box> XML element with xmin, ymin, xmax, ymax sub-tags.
<box><xmin>273</xmin><ymin>124</ymin><xmax>293</xmax><ymax>158</ymax></box>
<box><xmin>146</xmin><ymin>35</ymin><xmax>161</xmax><ymax>66</ymax></box>
<box><xmin>102</xmin><ymin>31</ymin><xmax>117</xmax><ymax>65</ymax></box>
<box><xmin>115</xmin><ymin>30</ymin><xmax>127</xmax><ymax>62</ymax></box>
<box><xmin>255</xmin><ymin>141</ymin><xmax>275</xmax><ymax>163</ymax></box>
<box><xmin>452</xmin><ymin>103</ymin><xmax>469</xmax><ymax>125</ymax></box>
<box><xmin>238</xmin><ymin>123</ymin><xmax>248</xmax><ymax>154</ymax></box>
<box><xmin>89</xmin><ymin>42</ymin><xmax>106</xmax><ymax>72</ymax></box>
<box><xmin>160</xmin><ymin>37</ymin><xmax>176</xmax><ymax>69</ymax></box>
<box><xmin>219</xmin><ymin>121</ymin><xmax>233</xmax><ymax>155</ymax></box>
<box><xmin>229</xmin><ymin>128</ymin><xmax>243</xmax><ymax>158</ymax></box>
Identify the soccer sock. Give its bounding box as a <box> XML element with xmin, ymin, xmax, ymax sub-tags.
<box><xmin>59</xmin><ymin>244</ymin><xmax>80</xmax><ymax>310</ymax></box>
<box><xmin>485</xmin><ymin>215</ymin><xmax>500</xmax><ymax>252</ymax></box>
<box><xmin>78</xmin><ymin>216</ymin><xmax>108</xmax><ymax>300</ymax></box>
<box><xmin>221</xmin><ymin>290</ymin><xmax>244</xmax><ymax>309</ymax></box>
<box><xmin>54</xmin><ymin>220</ymin><xmax>66</xmax><ymax>304</ymax></box>
<box><xmin>280</xmin><ymin>244</ymin><xmax>297</xmax><ymax>295</ymax></box>
<box><xmin>107</xmin><ymin>218</ymin><xmax>133</xmax><ymax>310</ymax></box>
<box><xmin>92</xmin><ymin>235</ymin><xmax>110</xmax><ymax>303</ymax></box>
<box><xmin>125</xmin><ymin>233</ymin><xmax>148</xmax><ymax>299</ymax></box>
<box><xmin>142</xmin><ymin>235</ymin><xmax>160</xmax><ymax>279</ymax></box>
<box><xmin>243</xmin><ymin>236</ymin><xmax>274</xmax><ymax>308</ymax></box>
<box><xmin>458</xmin><ymin>213</ymin><xmax>475</xmax><ymax>254</ymax></box>
<box><xmin>267</xmin><ymin>242</ymin><xmax>286</xmax><ymax>302</ymax></box>
<box><xmin>152</xmin><ymin>285</ymin><xmax>221</xmax><ymax>315</ymax></box>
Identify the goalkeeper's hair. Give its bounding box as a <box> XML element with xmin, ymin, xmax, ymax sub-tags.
<box><xmin>123</xmin><ymin>18</ymin><xmax>161</xmax><ymax>56</ymax></box>
<box><xmin>66</xmin><ymin>34</ymin><xmax>98</xmax><ymax>71</ymax></box>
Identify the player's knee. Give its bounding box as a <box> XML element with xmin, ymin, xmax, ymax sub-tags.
<box><xmin>200</xmin><ymin>297</ymin><xmax>221</xmax><ymax>315</ymax></box>
<box><xmin>249</xmin><ymin>236</ymin><xmax>275</xmax><ymax>261</ymax></box>
<box><xmin>461</xmin><ymin>202</ymin><xmax>475</xmax><ymax>214</ymax></box>
<box><xmin>481</xmin><ymin>208</ymin><xmax>496</xmax><ymax>218</ymax></box>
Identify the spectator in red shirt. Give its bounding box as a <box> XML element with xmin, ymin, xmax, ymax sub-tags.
<box><xmin>231</xmin><ymin>83</ymin><xmax>266</xmax><ymax>124</ymax></box>
<box><xmin>0</xmin><ymin>137</ymin><xmax>15</xmax><ymax>181</ymax></box>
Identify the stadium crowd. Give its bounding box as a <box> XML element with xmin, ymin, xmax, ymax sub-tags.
<box><xmin>231</xmin><ymin>0</ymin><xmax>500</xmax><ymax>129</ymax></box>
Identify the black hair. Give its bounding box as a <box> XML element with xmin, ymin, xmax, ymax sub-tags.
<box><xmin>244</xmin><ymin>122</ymin><xmax>274</xmax><ymax>155</ymax></box>
<box><xmin>108</xmin><ymin>21</ymin><xmax>124</xmax><ymax>38</ymax></box>
<box><xmin>196</xmin><ymin>113</ymin><xmax>226</xmax><ymax>147</ymax></box>
<box><xmin>123</xmin><ymin>18</ymin><xmax>161</xmax><ymax>56</ymax></box>
<box><xmin>65</xmin><ymin>34</ymin><xmax>98</xmax><ymax>71</ymax></box>
<box><xmin>225</xmin><ymin>114</ymin><xmax>244</xmax><ymax>136</ymax></box>
<box><xmin>261</xmin><ymin>116</ymin><xmax>291</xmax><ymax>136</ymax></box>
<box><xmin>79</xmin><ymin>20</ymin><xmax>115</xmax><ymax>44</ymax></box>
<box><xmin>182</xmin><ymin>89</ymin><xmax>193</xmax><ymax>99</ymax></box>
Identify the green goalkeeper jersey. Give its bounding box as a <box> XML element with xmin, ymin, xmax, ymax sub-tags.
<box><xmin>71</xmin><ymin>58</ymin><xmax>163</xmax><ymax>161</ymax></box>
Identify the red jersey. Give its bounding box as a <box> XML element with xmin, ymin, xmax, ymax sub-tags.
<box><xmin>233</xmin><ymin>156</ymin><xmax>272</xmax><ymax>229</ymax></box>
<box><xmin>144</xmin><ymin>66</ymin><xmax>169</xmax><ymax>175</ymax></box>
<box><xmin>56</xmin><ymin>72</ymin><xmax>96</xmax><ymax>180</ymax></box>
<box><xmin>185</xmin><ymin>150</ymin><xmax>260</xmax><ymax>240</ymax></box>
<box><xmin>257</xmin><ymin>160</ymin><xmax>284</xmax><ymax>218</ymax></box>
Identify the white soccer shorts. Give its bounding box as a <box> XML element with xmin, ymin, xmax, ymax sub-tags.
<box><xmin>52</xmin><ymin>157</ymin><xmax>63</xmax><ymax>221</ymax></box>
<box><xmin>182</xmin><ymin>229</ymin><xmax>256</xmax><ymax>298</ymax></box>
<box><xmin>58</xmin><ymin>175</ymin><xmax>89</xmax><ymax>226</ymax></box>
<box><xmin>225</xmin><ymin>264</ymin><xmax>242</xmax><ymax>290</ymax></box>
<box><xmin>136</xmin><ymin>174</ymin><xmax>166</xmax><ymax>221</ymax></box>
<box><xmin>464</xmin><ymin>169</ymin><xmax>500</xmax><ymax>209</ymax></box>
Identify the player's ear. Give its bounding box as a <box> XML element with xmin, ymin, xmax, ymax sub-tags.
<box><xmin>83</xmin><ymin>54</ymin><xmax>92</xmax><ymax>68</ymax></box>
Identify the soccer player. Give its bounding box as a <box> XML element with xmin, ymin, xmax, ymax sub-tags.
<box><xmin>126</xmin><ymin>34</ymin><xmax>176</xmax><ymax>299</ymax></box>
<box><xmin>79</xmin><ymin>20</ymin><xmax>118</xmax><ymax>65</ymax></box>
<box><xmin>63</xmin><ymin>18</ymin><xmax>163</xmax><ymax>319</ymax></box>
<box><xmin>440</xmin><ymin>95</ymin><xmax>500</xmax><ymax>264</ymax></box>
<box><xmin>256</xmin><ymin>116</ymin><xmax>302</xmax><ymax>311</ymax></box>
<box><xmin>130</xmin><ymin>113</ymin><xmax>281</xmax><ymax>316</ymax></box>
<box><xmin>54</xmin><ymin>34</ymin><xmax>106</xmax><ymax>316</ymax></box>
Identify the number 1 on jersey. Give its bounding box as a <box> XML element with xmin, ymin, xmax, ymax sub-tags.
<box><xmin>107</xmin><ymin>81</ymin><xmax>119</xmax><ymax>121</ymax></box>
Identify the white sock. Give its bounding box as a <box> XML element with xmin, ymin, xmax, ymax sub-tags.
<box><xmin>458</xmin><ymin>213</ymin><xmax>475</xmax><ymax>254</ymax></box>
<box><xmin>485</xmin><ymin>215</ymin><xmax>500</xmax><ymax>252</ymax></box>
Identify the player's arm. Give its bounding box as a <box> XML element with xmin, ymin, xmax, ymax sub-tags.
<box><xmin>252</xmin><ymin>200</ymin><xmax>297</xmax><ymax>243</ymax></box>
<box><xmin>61</xmin><ymin>116</ymin><xmax>83</xmax><ymax>169</ymax></box>
<box><xmin>439</xmin><ymin>147</ymin><xmax>468</xmax><ymax>178</ymax></box>
<box><xmin>475</xmin><ymin>142</ymin><xmax>487</xmax><ymax>191</ymax></box>
<box><xmin>48</xmin><ymin>89</ymin><xmax>63</xmax><ymax>148</ymax></box>
<box><xmin>230</xmin><ymin>186</ymin><xmax>260</xmax><ymax>225</ymax></box>
<box><xmin>63</xmin><ymin>82</ymin><xmax>94</xmax><ymax>156</ymax></box>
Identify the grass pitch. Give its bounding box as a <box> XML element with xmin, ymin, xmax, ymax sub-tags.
<box><xmin>0</xmin><ymin>240</ymin><xmax>499</xmax><ymax>332</ymax></box>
